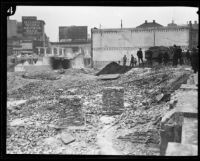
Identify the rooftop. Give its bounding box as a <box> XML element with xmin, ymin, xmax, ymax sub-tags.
<box><xmin>136</xmin><ymin>20</ymin><xmax>163</xmax><ymax>28</ymax></box>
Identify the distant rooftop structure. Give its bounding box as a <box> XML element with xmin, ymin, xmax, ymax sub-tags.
<box><xmin>178</xmin><ymin>21</ymin><xmax>199</xmax><ymax>29</ymax></box>
<box><xmin>167</xmin><ymin>20</ymin><xmax>178</xmax><ymax>27</ymax></box>
<box><xmin>136</xmin><ymin>20</ymin><xmax>163</xmax><ymax>28</ymax></box>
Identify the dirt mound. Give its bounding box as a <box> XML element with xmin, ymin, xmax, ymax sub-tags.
<box><xmin>96</xmin><ymin>62</ymin><xmax>131</xmax><ymax>76</ymax></box>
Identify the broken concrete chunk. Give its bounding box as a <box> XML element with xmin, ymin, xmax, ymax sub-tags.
<box><xmin>7</xmin><ymin>100</ymin><xmax>27</xmax><ymax>109</ymax></box>
<box><xmin>9</xmin><ymin>118</ymin><xmax>26</xmax><ymax>127</ymax></box>
<box><xmin>180</xmin><ymin>84</ymin><xmax>198</xmax><ymax>91</ymax></box>
<box><xmin>67</xmin><ymin>88</ymin><xmax>78</xmax><ymax>95</ymax></box>
<box><xmin>100</xmin><ymin>116</ymin><xmax>115</xmax><ymax>125</ymax></box>
<box><xmin>155</xmin><ymin>93</ymin><xmax>164</xmax><ymax>102</ymax></box>
<box><xmin>97</xmin><ymin>74</ymin><xmax>120</xmax><ymax>80</ymax></box>
<box><xmin>56</xmin><ymin>88</ymin><xmax>64</xmax><ymax>92</ymax></box>
<box><xmin>60</xmin><ymin>132</ymin><xmax>75</xmax><ymax>145</ymax></box>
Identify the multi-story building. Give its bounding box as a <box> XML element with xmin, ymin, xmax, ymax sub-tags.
<box><xmin>42</xmin><ymin>26</ymin><xmax>91</xmax><ymax>67</ymax></box>
<box><xmin>7</xmin><ymin>16</ymin><xmax>49</xmax><ymax>56</ymax></box>
<box><xmin>91</xmin><ymin>20</ymin><xmax>198</xmax><ymax>68</ymax></box>
<box><xmin>59</xmin><ymin>26</ymin><xmax>88</xmax><ymax>42</ymax></box>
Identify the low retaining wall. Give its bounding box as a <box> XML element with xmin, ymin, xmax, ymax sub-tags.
<box><xmin>160</xmin><ymin>73</ymin><xmax>198</xmax><ymax>156</ymax></box>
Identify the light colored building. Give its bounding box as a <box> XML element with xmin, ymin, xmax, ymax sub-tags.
<box><xmin>50</xmin><ymin>41</ymin><xmax>91</xmax><ymax>67</ymax></box>
<box><xmin>91</xmin><ymin>20</ymin><xmax>198</xmax><ymax>68</ymax></box>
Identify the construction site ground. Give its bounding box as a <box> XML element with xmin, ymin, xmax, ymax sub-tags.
<box><xmin>7</xmin><ymin>65</ymin><xmax>194</xmax><ymax>155</ymax></box>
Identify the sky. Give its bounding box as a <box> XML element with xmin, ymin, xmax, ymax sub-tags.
<box><xmin>10</xmin><ymin>6</ymin><xmax>198</xmax><ymax>42</ymax></box>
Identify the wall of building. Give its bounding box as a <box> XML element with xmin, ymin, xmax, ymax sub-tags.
<box><xmin>155</xmin><ymin>28</ymin><xmax>189</xmax><ymax>47</ymax></box>
<box><xmin>7</xmin><ymin>20</ymin><xmax>17</xmax><ymax>38</ymax></box>
<box><xmin>50</xmin><ymin>42</ymin><xmax>91</xmax><ymax>58</ymax></box>
<box><xmin>190</xmin><ymin>29</ymin><xmax>198</xmax><ymax>48</ymax></box>
<box><xmin>7</xmin><ymin>17</ymin><xmax>48</xmax><ymax>56</ymax></box>
<box><xmin>92</xmin><ymin>27</ymin><xmax>190</xmax><ymax>68</ymax></box>
<box><xmin>93</xmin><ymin>29</ymin><xmax>154</xmax><ymax>48</ymax></box>
<box><xmin>71</xmin><ymin>54</ymin><xmax>85</xmax><ymax>69</ymax></box>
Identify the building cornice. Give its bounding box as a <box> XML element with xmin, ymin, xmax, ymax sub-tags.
<box><xmin>92</xmin><ymin>26</ymin><xmax>191</xmax><ymax>33</ymax></box>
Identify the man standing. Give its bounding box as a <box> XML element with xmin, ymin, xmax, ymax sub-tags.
<box><xmin>137</xmin><ymin>48</ymin><xmax>143</xmax><ymax>66</ymax></box>
<box><xmin>123</xmin><ymin>55</ymin><xmax>127</xmax><ymax>67</ymax></box>
<box><xmin>185</xmin><ymin>49</ymin><xmax>191</xmax><ymax>65</ymax></box>
<box><xmin>191</xmin><ymin>47</ymin><xmax>199</xmax><ymax>73</ymax></box>
<box><xmin>172</xmin><ymin>45</ymin><xmax>178</xmax><ymax>67</ymax></box>
<box><xmin>145</xmin><ymin>50</ymin><xmax>153</xmax><ymax>67</ymax></box>
<box><xmin>163</xmin><ymin>52</ymin><xmax>169</xmax><ymax>66</ymax></box>
<box><xmin>177</xmin><ymin>46</ymin><xmax>183</xmax><ymax>65</ymax></box>
<box><xmin>158</xmin><ymin>51</ymin><xmax>163</xmax><ymax>65</ymax></box>
<box><xmin>134</xmin><ymin>58</ymin><xmax>137</xmax><ymax>66</ymax></box>
<box><xmin>130</xmin><ymin>55</ymin><xmax>135</xmax><ymax>67</ymax></box>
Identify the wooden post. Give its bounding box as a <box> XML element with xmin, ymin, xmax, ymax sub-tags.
<box><xmin>91</xmin><ymin>28</ymin><xmax>94</xmax><ymax>68</ymax></box>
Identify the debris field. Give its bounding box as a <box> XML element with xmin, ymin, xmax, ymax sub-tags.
<box><xmin>7</xmin><ymin>66</ymin><xmax>192</xmax><ymax>155</ymax></box>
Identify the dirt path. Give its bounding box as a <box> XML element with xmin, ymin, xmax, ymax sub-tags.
<box><xmin>97</xmin><ymin>124</ymin><xmax>122</xmax><ymax>155</ymax></box>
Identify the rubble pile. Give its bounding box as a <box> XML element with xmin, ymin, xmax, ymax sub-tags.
<box><xmin>7</xmin><ymin>81</ymin><xmax>52</xmax><ymax>99</ymax></box>
<box><xmin>102</xmin><ymin>87</ymin><xmax>124</xmax><ymax>115</ymax></box>
<box><xmin>7</xmin><ymin>66</ymin><xmax>192</xmax><ymax>155</ymax></box>
<box><xmin>7</xmin><ymin>72</ymin><xmax>34</xmax><ymax>91</ymax></box>
<box><xmin>117</xmin><ymin>128</ymin><xmax>159</xmax><ymax>144</ymax></box>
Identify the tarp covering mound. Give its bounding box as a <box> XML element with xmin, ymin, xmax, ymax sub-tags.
<box><xmin>96</xmin><ymin>62</ymin><xmax>132</xmax><ymax>76</ymax></box>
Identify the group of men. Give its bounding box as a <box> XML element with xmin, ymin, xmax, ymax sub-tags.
<box><xmin>172</xmin><ymin>45</ymin><xmax>199</xmax><ymax>73</ymax></box>
<box><xmin>121</xmin><ymin>45</ymin><xmax>199</xmax><ymax>73</ymax></box>
<box><xmin>122</xmin><ymin>48</ymin><xmax>144</xmax><ymax>67</ymax></box>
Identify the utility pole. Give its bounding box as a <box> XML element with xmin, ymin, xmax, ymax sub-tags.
<box><xmin>153</xmin><ymin>27</ymin><xmax>155</xmax><ymax>46</ymax></box>
<box><xmin>121</xmin><ymin>19</ymin><xmax>123</xmax><ymax>29</ymax></box>
<box><xmin>91</xmin><ymin>28</ymin><xmax>94</xmax><ymax>68</ymax></box>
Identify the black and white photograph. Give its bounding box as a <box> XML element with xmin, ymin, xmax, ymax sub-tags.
<box><xmin>4</xmin><ymin>4</ymin><xmax>198</xmax><ymax>156</ymax></box>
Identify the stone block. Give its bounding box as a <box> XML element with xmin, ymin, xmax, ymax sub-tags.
<box><xmin>165</xmin><ymin>142</ymin><xmax>197</xmax><ymax>156</ymax></box>
<box><xmin>182</xmin><ymin>118</ymin><xmax>198</xmax><ymax>145</ymax></box>
<box><xmin>176</xmin><ymin>103</ymin><xmax>197</xmax><ymax>118</ymax></box>
<box><xmin>160</xmin><ymin>126</ymin><xmax>174</xmax><ymax>156</ymax></box>
<box><xmin>160</xmin><ymin>110</ymin><xmax>184</xmax><ymax>155</ymax></box>
<box><xmin>60</xmin><ymin>132</ymin><xmax>75</xmax><ymax>145</ymax></box>
<box><xmin>180</xmin><ymin>84</ymin><xmax>198</xmax><ymax>91</ymax></box>
<box><xmin>160</xmin><ymin>109</ymin><xmax>183</xmax><ymax>129</ymax></box>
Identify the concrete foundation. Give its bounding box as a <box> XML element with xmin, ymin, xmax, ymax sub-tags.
<box><xmin>165</xmin><ymin>142</ymin><xmax>197</xmax><ymax>156</ymax></box>
<box><xmin>160</xmin><ymin>110</ymin><xmax>184</xmax><ymax>156</ymax></box>
<box><xmin>160</xmin><ymin>72</ymin><xmax>198</xmax><ymax>156</ymax></box>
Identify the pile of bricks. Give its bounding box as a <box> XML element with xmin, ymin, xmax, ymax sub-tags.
<box><xmin>58</xmin><ymin>95</ymin><xmax>84</xmax><ymax>126</ymax></box>
<box><xmin>118</xmin><ymin>129</ymin><xmax>159</xmax><ymax>144</ymax></box>
<box><xmin>102</xmin><ymin>87</ymin><xmax>124</xmax><ymax>115</ymax></box>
